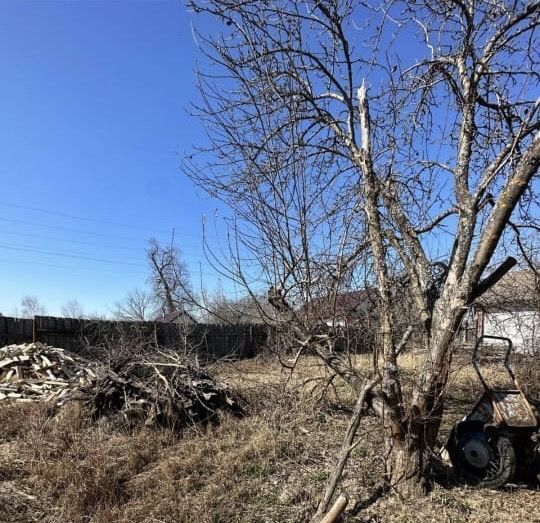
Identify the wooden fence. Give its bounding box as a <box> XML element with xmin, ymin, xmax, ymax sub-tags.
<box><xmin>0</xmin><ymin>315</ymin><xmax>268</xmax><ymax>360</ymax></box>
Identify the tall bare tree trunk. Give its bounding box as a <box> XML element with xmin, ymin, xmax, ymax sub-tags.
<box><xmin>384</xmin><ymin>296</ymin><xmax>467</xmax><ymax>494</ymax></box>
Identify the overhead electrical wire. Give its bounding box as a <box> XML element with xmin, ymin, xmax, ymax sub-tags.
<box><xmin>0</xmin><ymin>202</ymin><xmax>224</xmax><ymax>279</ymax></box>
<box><xmin>0</xmin><ymin>228</ymin><xmax>148</xmax><ymax>251</ymax></box>
<box><xmin>0</xmin><ymin>257</ymin><xmax>217</xmax><ymax>277</ymax></box>
<box><xmin>0</xmin><ymin>257</ymin><xmax>147</xmax><ymax>275</ymax></box>
<box><xmin>0</xmin><ymin>200</ymin><xmax>172</xmax><ymax>234</ymax></box>
<box><xmin>0</xmin><ymin>244</ymin><xmax>147</xmax><ymax>267</ymax></box>
<box><xmin>0</xmin><ymin>227</ymin><xmax>206</xmax><ymax>254</ymax></box>
<box><xmin>0</xmin><ymin>215</ymin><xmax>210</xmax><ymax>242</ymax></box>
<box><xmin>0</xmin><ymin>245</ymin><xmax>217</xmax><ymax>276</ymax></box>
<box><xmin>0</xmin><ymin>216</ymin><xmax>149</xmax><ymax>241</ymax></box>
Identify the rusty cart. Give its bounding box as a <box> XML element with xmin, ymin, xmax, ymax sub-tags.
<box><xmin>448</xmin><ymin>335</ymin><xmax>540</xmax><ymax>488</ymax></box>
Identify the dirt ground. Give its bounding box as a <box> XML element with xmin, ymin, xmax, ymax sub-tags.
<box><xmin>0</xmin><ymin>352</ymin><xmax>539</xmax><ymax>523</ymax></box>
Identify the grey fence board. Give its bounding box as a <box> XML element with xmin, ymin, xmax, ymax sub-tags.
<box><xmin>0</xmin><ymin>315</ymin><xmax>268</xmax><ymax>360</ymax></box>
<box><xmin>0</xmin><ymin>316</ymin><xmax>33</xmax><ymax>346</ymax></box>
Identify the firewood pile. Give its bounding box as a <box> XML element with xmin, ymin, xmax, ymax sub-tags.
<box><xmin>0</xmin><ymin>342</ymin><xmax>95</xmax><ymax>403</ymax></box>
<box><xmin>0</xmin><ymin>343</ymin><xmax>243</xmax><ymax>429</ymax></box>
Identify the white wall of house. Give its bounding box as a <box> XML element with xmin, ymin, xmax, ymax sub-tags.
<box><xmin>483</xmin><ymin>310</ymin><xmax>540</xmax><ymax>354</ymax></box>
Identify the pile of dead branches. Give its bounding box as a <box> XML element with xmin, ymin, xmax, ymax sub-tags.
<box><xmin>0</xmin><ymin>342</ymin><xmax>95</xmax><ymax>403</ymax></box>
<box><xmin>0</xmin><ymin>343</ymin><xmax>243</xmax><ymax>430</ymax></box>
<box><xmin>83</xmin><ymin>352</ymin><xmax>244</xmax><ymax>429</ymax></box>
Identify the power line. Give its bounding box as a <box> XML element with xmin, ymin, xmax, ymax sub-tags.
<box><xmin>0</xmin><ymin>244</ymin><xmax>147</xmax><ymax>267</ymax></box>
<box><xmin>0</xmin><ymin>200</ymin><xmax>172</xmax><ymax>234</ymax></box>
<box><xmin>0</xmin><ymin>246</ymin><xmax>219</xmax><ymax>276</ymax></box>
<box><xmin>0</xmin><ymin>216</ymin><xmax>148</xmax><ymax>242</ymax></box>
<box><xmin>0</xmin><ymin>257</ymin><xmax>147</xmax><ymax>275</ymax></box>
<box><xmin>0</xmin><ymin>215</ymin><xmax>209</xmax><ymax>242</ymax></box>
<box><xmin>0</xmin><ymin>228</ymin><xmax>206</xmax><ymax>254</ymax></box>
<box><xmin>0</xmin><ymin>253</ymin><xmax>221</xmax><ymax>278</ymax></box>
<box><xmin>0</xmin><ymin>228</ymin><xmax>147</xmax><ymax>251</ymax></box>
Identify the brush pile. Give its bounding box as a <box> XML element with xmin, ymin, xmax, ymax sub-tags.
<box><xmin>83</xmin><ymin>354</ymin><xmax>244</xmax><ymax>428</ymax></box>
<box><xmin>0</xmin><ymin>343</ymin><xmax>243</xmax><ymax>429</ymax></box>
<box><xmin>0</xmin><ymin>342</ymin><xmax>95</xmax><ymax>403</ymax></box>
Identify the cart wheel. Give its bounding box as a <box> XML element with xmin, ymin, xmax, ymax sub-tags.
<box><xmin>448</xmin><ymin>422</ymin><xmax>516</xmax><ymax>489</ymax></box>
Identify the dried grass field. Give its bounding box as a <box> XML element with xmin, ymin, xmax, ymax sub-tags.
<box><xmin>1</xmin><ymin>352</ymin><xmax>539</xmax><ymax>523</ymax></box>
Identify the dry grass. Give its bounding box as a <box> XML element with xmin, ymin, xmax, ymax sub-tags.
<box><xmin>0</xmin><ymin>351</ymin><xmax>538</xmax><ymax>523</ymax></box>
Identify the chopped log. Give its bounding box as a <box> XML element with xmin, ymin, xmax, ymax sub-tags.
<box><xmin>7</xmin><ymin>393</ymin><xmax>22</xmax><ymax>398</ymax></box>
<box><xmin>0</xmin><ymin>358</ymin><xmax>17</xmax><ymax>368</ymax></box>
<box><xmin>319</xmin><ymin>494</ymin><xmax>348</xmax><ymax>523</ymax></box>
<box><xmin>0</xmin><ymin>342</ymin><xmax>95</xmax><ymax>405</ymax></box>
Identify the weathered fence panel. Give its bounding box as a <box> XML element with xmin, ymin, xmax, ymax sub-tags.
<box><xmin>0</xmin><ymin>315</ymin><xmax>268</xmax><ymax>360</ymax></box>
<box><xmin>181</xmin><ymin>324</ymin><xmax>268</xmax><ymax>359</ymax></box>
<box><xmin>0</xmin><ymin>316</ymin><xmax>33</xmax><ymax>346</ymax></box>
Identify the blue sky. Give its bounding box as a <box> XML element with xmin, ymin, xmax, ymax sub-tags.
<box><xmin>1</xmin><ymin>1</ymin><xmax>535</xmax><ymax>318</ymax></box>
<box><xmin>0</xmin><ymin>0</ymin><xmax>231</xmax><ymax>316</ymax></box>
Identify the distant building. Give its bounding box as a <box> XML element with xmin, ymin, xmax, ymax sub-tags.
<box><xmin>155</xmin><ymin>309</ymin><xmax>198</xmax><ymax>326</ymax></box>
<box><xmin>474</xmin><ymin>270</ymin><xmax>539</xmax><ymax>354</ymax></box>
<box><xmin>302</xmin><ymin>289</ymin><xmax>377</xmax><ymax>327</ymax></box>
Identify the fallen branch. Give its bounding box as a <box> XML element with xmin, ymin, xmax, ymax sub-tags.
<box><xmin>312</xmin><ymin>325</ymin><xmax>414</xmax><ymax>521</ymax></box>
<box><xmin>312</xmin><ymin>376</ymin><xmax>379</xmax><ymax>522</ymax></box>
<box><xmin>319</xmin><ymin>494</ymin><xmax>348</xmax><ymax>523</ymax></box>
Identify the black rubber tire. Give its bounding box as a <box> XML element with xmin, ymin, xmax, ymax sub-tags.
<box><xmin>448</xmin><ymin>425</ymin><xmax>516</xmax><ymax>489</ymax></box>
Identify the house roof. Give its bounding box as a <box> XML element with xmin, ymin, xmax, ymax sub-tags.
<box><xmin>303</xmin><ymin>289</ymin><xmax>376</xmax><ymax>321</ymax></box>
<box><xmin>155</xmin><ymin>309</ymin><xmax>198</xmax><ymax>324</ymax></box>
<box><xmin>477</xmin><ymin>269</ymin><xmax>539</xmax><ymax>311</ymax></box>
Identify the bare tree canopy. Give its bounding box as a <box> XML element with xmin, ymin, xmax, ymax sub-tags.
<box><xmin>113</xmin><ymin>288</ymin><xmax>154</xmax><ymax>322</ymax></box>
<box><xmin>147</xmin><ymin>237</ymin><xmax>193</xmax><ymax>316</ymax></box>
<box><xmin>187</xmin><ymin>0</ymin><xmax>540</xmax><ymax>499</ymax></box>
<box><xmin>61</xmin><ymin>299</ymin><xmax>85</xmax><ymax>319</ymax></box>
<box><xmin>202</xmin><ymin>290</ymin><xmax>273</xmax><ymax>324</ymax></box>
<box><xmin>20</xmin><ymin>295</ymin><xmax>46</xmax><ymax>319</ymax></box>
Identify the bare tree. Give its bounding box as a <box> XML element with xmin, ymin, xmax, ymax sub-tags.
<box><xmin>113</xmin><ymin>288</ymin><xmax>154</xmax><ymax>322</ymax></box>
<box><xmin>147</xmin><ymin>237</ymin><xmax>193</xmax><ymax>316</ymax></box>
<box><xmin>187</xmin><ymin>0</ymin><xmax>540</xmax><ymax>499</ymax></box>
<box><xmin>61</xmin><ymin>299</ymin><xmax>85</xmax><ymax>319</ymax></box>
<box><xmin>20</xmin><ymin>295</ymin><xmax>46</xmax><ymax>318</ymax></box>
<box><xmin>202</xmin><ymin>289</ymin><xmax>274</xmax><ymax>324</ymax></box>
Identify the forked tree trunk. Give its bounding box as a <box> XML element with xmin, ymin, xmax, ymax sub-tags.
<box><xmin>385</xmin><ymin>436</ymin><xmax>427</xmax><ymax>496</ymax></box>
<box><xmin>384</xmin><ymin>401</ymin><xmax>448</xmax><ymax>496</ymax></box>
<box><xmin>383</xmin><ymin>300</ymin><xmax>465</xmax><ymax>495</ymax></box>
<box><xmin>383</xmin><ymin>393</ymin><xmax>444</xmax><ymax>495</ymax></box>
<box><xmin>383</xmin><ymin>255</ymin><xmax>524</xmax><ymax>495</ymax></box>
